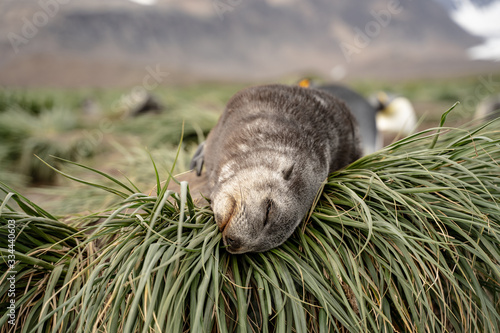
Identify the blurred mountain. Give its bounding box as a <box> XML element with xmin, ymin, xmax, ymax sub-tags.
<box><xmin>434</xmin><ymin>0</ymin><xmax>498</xmax><ymax>10</ymax></box>
<box><xmin>0</xmin><ymin>0</ymin><xmax>498</xmax><ymax>87</ymax></box>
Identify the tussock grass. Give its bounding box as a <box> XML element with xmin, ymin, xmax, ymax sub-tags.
<box><xmin>0</xmin><ymin>109</ymin><xmax>97</xmax><ymax>185</ymax></box>
<box><xmin>0</xmin><ymin>85</ymin><xmax>222</xmax><ymax>186</ymax></box>
<box><xmin>0</xmin><ymin>90</ymin><xmax>55</xmax><ymax>115</ymax></box>
<box><xmin>115</xmin><ymin>105</ymin><xmax>219</xmax><ymax>147</ymax></box>
<box><xmin>1</xmin><ymin>118</ymin><xmax>499</xmax><ymax>332</ymax></box>
<box><xmin>27</xmin><ymin>143</ymin><xmax>199</xmax><ymax>216</ymax></box>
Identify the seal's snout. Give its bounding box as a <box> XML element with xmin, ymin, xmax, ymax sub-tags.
<box><xmin>214</xmin><ymin>195</ymin><xmax>237</xmax><ymax>231</ymax></box>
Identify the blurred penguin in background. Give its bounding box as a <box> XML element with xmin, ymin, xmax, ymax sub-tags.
<box><xmin>475</xmin><ymin>95</ymin><xmax>500</xmax><ymax>122</ymax></box>
<box><xmin>370</xmin><ymin>91</ymin><xmax>417</xmax><ymax>138</ymax></box>
<box><xmin>298</xmin><ymin>79</ymin><xmax>417</xmax><ymax>155</ymax></box>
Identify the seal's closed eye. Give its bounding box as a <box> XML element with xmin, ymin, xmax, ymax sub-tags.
<box><xmin>263</xmin><ymin>199</ymin><xmax>273</xmax><ymax>228</ymax></box>
<box><xmin>282</xmin><ymin>164</ymin><xmax>294</xmax><ymax>181</ymax></box>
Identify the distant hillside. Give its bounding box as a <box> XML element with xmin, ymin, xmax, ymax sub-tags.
<box><xmin>434</xmin><ymin>0</ymin><xmax>498</xmax><ymax>10</ymax></box>
<box><xmin>0</xmin><ymin>0</ymin><xmax>498</xmax><ymax>87</ymax></box>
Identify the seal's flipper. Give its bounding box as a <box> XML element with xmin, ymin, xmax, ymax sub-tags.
<box><xmin>190</xmin><ymin>141</ymin><xmax>205</xmax><ymax>176</ymax></box>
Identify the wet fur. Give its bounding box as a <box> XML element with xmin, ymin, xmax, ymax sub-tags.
<box><xmin>202</xmin><ymin>84</ymin><xmax>362</xmax><ymax>253</ymax></box>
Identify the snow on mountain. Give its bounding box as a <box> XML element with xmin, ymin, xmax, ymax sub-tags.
<box><xmin>127</xmin><ymin>0</ymin><xmax>157</xmax><ymax>5</ymax></box>
<box><xmin>447</xmin><ymin>0</ymin><xmax>500</xmax><ymax>60</ymax></box>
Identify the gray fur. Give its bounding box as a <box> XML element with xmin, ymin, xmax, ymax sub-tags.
<box><xmin>200</xmin><ymin>84</ymin><xmax>362</xmax><ymax>253</ymax></box>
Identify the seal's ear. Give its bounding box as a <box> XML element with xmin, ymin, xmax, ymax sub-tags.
<box><xmin>281</xmin><ymin>163</ymin><xmax>294</xmax><ymax>181</ymax></box>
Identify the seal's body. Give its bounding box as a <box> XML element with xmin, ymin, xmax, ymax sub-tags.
<box><xmin>196</xmin><ymin>84</ymin><xmax>362</xmax><ymax>253</ymax></box>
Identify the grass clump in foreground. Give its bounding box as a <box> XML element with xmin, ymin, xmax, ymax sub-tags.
<box><xmin>1</xmin><ymin>117</ymin><xmax>500</xmax><ymax>332</ymax></box>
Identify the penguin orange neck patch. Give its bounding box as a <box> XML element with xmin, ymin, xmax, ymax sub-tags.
<box><xmin>298</xmin><ymin>79</ymin><xmax>311</xmax><ymax>88</ymax></box>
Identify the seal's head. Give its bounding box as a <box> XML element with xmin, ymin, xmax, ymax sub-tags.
<box><xmin>211</xmin><ymin>163</ymin><xmax>313</xmax><ymax>254</ymax></box>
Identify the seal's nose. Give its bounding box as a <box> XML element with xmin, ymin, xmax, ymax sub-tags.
<box><xmin>220</xmin><ymin>213</ymin><xmax>244</xmax><ymax>253</ymax></box>
<box><xmin>223</xmin><ymin>235</ymin><xmax>242</xmax><ymax>251</ymax></box>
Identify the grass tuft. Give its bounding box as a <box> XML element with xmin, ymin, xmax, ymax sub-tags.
<box><xmin>1</xmin><ymin>117</ymin><xmax>499</xmax><ymax>332</ymax></box>
<box><xmin>0</xmin><ymin>109</ymin><xmax>97</xmax><ymax>185</ymax></box>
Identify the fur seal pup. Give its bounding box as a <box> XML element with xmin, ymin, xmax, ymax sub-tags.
<box><xmin>192</xmin><ymin>84</ymin><xmax>362</xmax><ymax>253</ymax></box>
